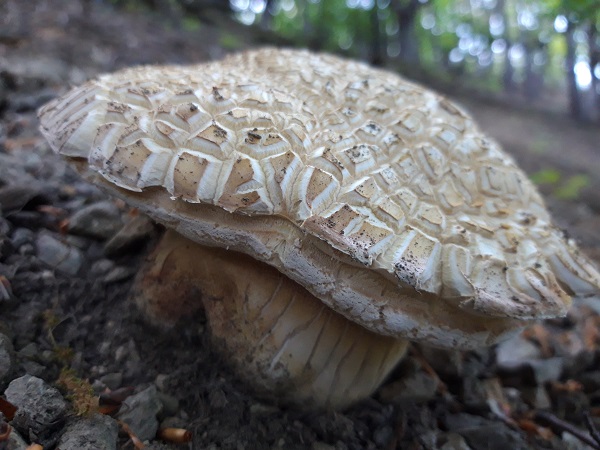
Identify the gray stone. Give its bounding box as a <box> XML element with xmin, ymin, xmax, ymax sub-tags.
<box><xmin>439</xmin><ymin>433</ymin><xmax>472</xmax><ymax>450</ymax></box>
<box><xmin>117</xmin><ymin>385</ymin><xmax>162</xmax><ymax>442</ymax></box>
<box><xmin>373</xmin><ymin>425</ymin><xmax>393</xmax><ymax>447</ymax></box>
<box><xmin>99</xmin><ymin>372</ymin><xmax>122</xmax><ymax>391</ymax></box>
<box><xmin>103</xmin><ymin>214</ymin><xmax>155</xmax><ymax>256</ymax></box>
<box><xmin>562</xmin><ymin>431</ymin><xmax>596</xmax><ymax>450</ymax></box>
<box><xmin>378</xmin><ymin>365</ymin><xmax>439</xmax><ymax>403</ymax></box>
<box><xmin>18</xmin><ymin>360</ymin><xmax>46</xmax><ymax>378</ymax></box>
<box><xmin>420</xmin><ymin>346</ymin><xmax>464</xmax><ymax>378</ymax></box>
<box><xmin>36</xmin><ymin>232</ymin><xmax>83</xmax><ymax>275</ymax></box>
<box><xmin>56</xmin><ymin>414</ymin><xmax>119</xmax><ymax>450</ymax></box>
<box><xmin>6</xmin><ymin>426</ymin><xmax>28</xmax><ymax>450</ymax></box>
<box><xmin>10</xmin><ymin>228</ymin><xmax>34</xmax><ymax>249</ymax></box>
<box><xmin>5</xmin><ymin>375</ymin><xmax>68</xmax><ymax>446</ymax></box>
<box><xmin>445</xmin><ymin>415</ymin><xmax>528</xmax><ymax>450</ymax></box>
<box><xmin>90</xmin><ymin>259</ymin><xmax>115</xmax><ymax>276</ymax></box>
<box><xmin>529</xmin><ymin>357</ymin><xmax>564</xmax><ymax>384</ymax></box>
<box><xmin>68</xmin><ymin>201</ymin><xmax>123</xmax><ymax>240</ymax></box>
<box><xmin>0</xmin><ymin>332</ymin><xmax>15</xmax><ymax>387</ymax></box>
<box><xmin>445</xmin><ymin>413</ymin><xmax>488</xmax><ymax>432</ymax></box>
<box><xmin>311</xmin><ymin>443</ymin><xmax>336</xmax><ymax>450</ymax></box>
<box><xmin>17</xmin><ymin>342</ymin><xmax>38</xmax><ymax>360</ymax></box>
<box><xmin>496</xmin><ymin>335</ymin><xmax>542</xmax><ymax>370</ymax></box>
<box><xmin>157</xmin><ymin>392</ymin><xmax>179</xmax><ymax>416</ymax></box>
<box><xmin>0</xmin><ymin>184</ymin><xmax>46</xmax><ymax>213</ymax></box>
<box><xmin>104</xmin><ymin>266</ymin><xmax>135</xmax><ymax>283</ymax></box>
<box><xmin>522</xmin><ymin>386</ymin><xmax>552</xmax><ymax>410</ymax></box>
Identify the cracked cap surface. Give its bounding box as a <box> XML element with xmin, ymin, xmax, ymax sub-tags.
<box><xmin>38</xmin><ymin>48</ymin><xmax>600</xmax><ymax>347</ymax></box>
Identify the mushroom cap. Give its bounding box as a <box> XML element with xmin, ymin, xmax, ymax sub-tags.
<box><xmin>38</xmin><ymin>48</ymin><xmax>600</xmax><ymax>348</ymax></box>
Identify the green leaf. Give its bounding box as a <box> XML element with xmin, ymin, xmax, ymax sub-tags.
<box><xmin>554</xmin><ymin>174</ymin><xmax>590</xmax><ymax>200</ymax></box>
<box><xmin>530</xmin><ymin>168</ymin><xmax>562</xmax><ymax>185</ymax></box>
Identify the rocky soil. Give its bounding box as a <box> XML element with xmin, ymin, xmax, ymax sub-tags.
<box><xmin>1</xmin><ymin>1</ymin><xmax>599</xmax><ymax>449</ymax></box>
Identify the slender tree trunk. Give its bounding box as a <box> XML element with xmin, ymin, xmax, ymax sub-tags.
<box><xmin>370</xmin><ymin>4</ymin><xmax>384</xmax><ymax>65</ymax></box>
<box><xmin>588</xmin><ymin>23</ymin><xmax>600</xmax><ymax>122</ymax></box>
<box><xmin>500</xmin><ymin>0</ymin><xmax>516</xmax><ymax>93</ymax></box>
<box><xmin>523</xmin><ymin>40</ymin><xmax>545</xmax><ymax>101</ymax></box>
<box><xmin>565</xmin><ymin>22</ymin><xmax>582</xmax><ymax>119</ymax></box>
<box><xmin>259</xmin><ymin>0</ymin><xmax>274</xmax><ymax>31</ymax></box>
<box><xmin>392</xmin><ymin>0</ymin><xmax>421</xmax><ymax>65</ymax></box>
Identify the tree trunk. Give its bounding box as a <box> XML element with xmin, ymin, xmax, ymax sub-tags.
<box><xmin>391</xmin><ymin>0</ymin><xmax>421</xmax><ymax>65</ymax></box>
<box><xmin>565</xmin><ymin>22</ymin><xmax>582</xmax><ymax>119</ymax></box>
<box><xmin>588</xmin><ymin>23</ymin><xmax>600</xmax><ymax>122</ymax></box>
<box><xmin>370</xmin><ymin>4</ymin><xmax>384</xmax><ymax>66</ymax></box>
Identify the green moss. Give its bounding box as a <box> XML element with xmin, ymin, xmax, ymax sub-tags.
<box><xmin>57</xmin><ymin>368</ymin><xmax>99</xmax><ymax>417</ymax></box>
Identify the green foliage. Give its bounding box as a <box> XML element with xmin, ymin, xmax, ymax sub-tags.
<box><xmin>555</xmin><ymin>174</ymin><xmax>590</xmax><ymax>199</ymax></box>
<box><xmin>531</xmin><ymin>168</ymin><xmax>562</xmax><ymax>184</ymax></box>
<box><xmin>219</xmin><ymin>32</ymin><xmax>243</xmax><ymax>50</ymax></box>
<box><xmin>182</xmin><ymin>16</ymin><xmax>201</xmax><ymax>31</ymax></box>
<box><xmin>530</xmin><ymin>168</ymin><xmax>590</xmax><ymax>200</ymax></box>
<box><xmin>545</xmin><ymin>0</ymin><xmax>600</xmax><ymax>21</ymax></box>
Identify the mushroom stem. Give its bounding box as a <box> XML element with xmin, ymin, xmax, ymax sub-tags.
<box><xmin>132</xmin><ymin>229</ymin><xmax>408</xmax><ymax>409</ymax></box>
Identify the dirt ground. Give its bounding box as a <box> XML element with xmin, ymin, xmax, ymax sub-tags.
<box><xmin>1</xmin><ymin>1</ymin><xmax>599</xmax><ymax>449</ymax></box>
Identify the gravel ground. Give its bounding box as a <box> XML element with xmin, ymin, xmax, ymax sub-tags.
<box><xmin>1</xmin><ymin>1</ymin><xmax>600</xmax><ymax>449</ymax></box>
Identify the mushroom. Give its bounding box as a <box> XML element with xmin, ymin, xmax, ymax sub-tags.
<box><xmin>38</xmin><ymin>48</ymin><xmax>600</xmax><ymax>409</ymax></box>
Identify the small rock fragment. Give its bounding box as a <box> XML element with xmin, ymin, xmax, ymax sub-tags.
<box><xmin>104</xmin><ymin>214</ymin><xmax>155</xmax><ymax>256</ymax></box>
<box><xmin>117</xmin><ymin>385</ymin><xmax>162</xmax><ymax>442</ymax></box>
<box><xmin>36</xmin><ymin>232</ymin><xmax>83</xmax><ymax>275</ymax></box>
<box><xmin>528</xmin><ymin>357</ymin><xmax>564</xmax><ymax>385</ymax></box>
<box><xmin>56</xmin><ymin>414</ymin><xmax>119</xmax><ymax>450</ymax></box>
<box><xmin>311</xmin><ymin>443</ymin><xmax>336</xmax><ymax>450</ymax></box>
<box><xmin>378</xmin><ymin>359</ymin><xmax>439</xmax><ymax>403</ymax></box>
<box><xmin>6</xmin><ymin>426</ymin><xmax>28</xmax><ymax>450</ymax></box>
<box><xmin>522</xmin><ymin>386</ymin><xmax>552</xmax><ymax>409</ymax></box>
<box><xmin>103</xmin><ymin>266</ymin><xmax>135</xmax><ymax>283</ymax></box>
<box><xmin>445</xmin><ymin>414</ymin><xmax>528</xmax><ymax>450</ymax></box>
<box><xmin>439</xmin><ymin>432</ymin><xmax>472</xmax><ymax>450</ymax></box>
<box><xmin>373</xmin><ymin>425</ymin><xmax>393</xmax><ymax>447</ymax></box>
<box><xmin>68</xmin><ymin>201</ymin><xmax>123</xmax><ymax>240</ymax></box>
<box><xmin>420</xmin><ymin>346</ymin><xmax>464</xmax><ymax>378</ymax></box>
<box><xmin>0</xmin><ymin>184</ymin><xmax>47</xmax><ymax>213</ymax></box>
<box><xmin>10</xmin><ymin>227</ymin><xmax>34</xmax><ymax>249</ymax></box>
<box><xmin>89</xmin><ymin>259</ymin><xmax>115</xmax><ymax>276</ymax></box>
<box><xmin>99</xmin><ymin>372</ymin><xmax>122</xmax><ymax>391</ymax></box>
<box><xmin>0</xmin><ymin>332</ymin><xmax>15</xmax><ymax>388</ymax></box>
<box><xmin>5</xmin><ymin>375</ymin><xmax>68</xmax><ymax>447</ymax></box>
<box><xmin>496</xmin><ymin>334</ymin><xmax>542</xmax><ymax>370</ymax></box>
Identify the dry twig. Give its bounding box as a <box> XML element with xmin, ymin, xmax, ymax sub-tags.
<box><xmin>584</xmin><ymin>412</ymin><xmax>600</xmax><ymax>447</ymax></box>
<box><xmin>535</xmin><ymin>411</ymin><xmax>600</xmax><ymax>450</ymax></box>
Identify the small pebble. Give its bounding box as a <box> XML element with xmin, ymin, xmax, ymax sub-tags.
<box><xmin>99</xmin><ymin>372</ymin><xmax>122</xmax><ymax>391</ymax></box>
<box><xmin>439</xmin><ymin>433</ymin><xmax>472</xmax><ymax>450</ymax></box>
<box><xmin>104</xmin><ymin>266</ymin><xmax>135</xmax><ymax>283</ymax></box>
<box><xmin>6</xmin><ymin>426</ymin><xmax>28</xmax><ymax>450</ymax></box>
<box><xmin>68</xmin><ymin>200</ymin><xmax>123</xmax><ymax>240</ymax></box>
<box><xmin>56</xmin><ymin>414</ymin><xmax>119</xmax><ymax>450</ymax></box>
<box><xmin>378</xmin><ymin>359</ymin><xmax>439</xmax><ymax>403</ymax></box>
<box><xmin>104</xmin><ymin>214</ymin><xmax>156</xmax><ymax>256</ymax></box>
<box><xmin>0</xmin><ymin>332</ymin><xmax>15</xmax><ymax>388</ymax></box>
<box><xmin>36</xmin><ymin>232</ymin><xmax>83</xmax><ymax>275</ymax></box>
<box><xmin>496</xmin><ymin>335</ymin><xmax>542</xmax><ymax>370</ymax></box>
<box><xmin>10</xmin><ymin>227</ymin><xmax>34</xmax><ymax>249</ymax></box>
<box><xmin>4</xmin><ymin>375</ymin><xmax>68</xmax><ymax>447</ymax></box>
<box><xmin>117</xmin><ymin>385</ymin><xmax>162</xmax><ymax>442</ymax></box>
<box><xmin>90</xmin><ymin>258</ymin><xmax>115</xmax><ymax>276</ymax></box>
<box><xmin>373</xmin><ymin>425</ymin><xmax>393</xmax><ymax>447</ymax></box>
